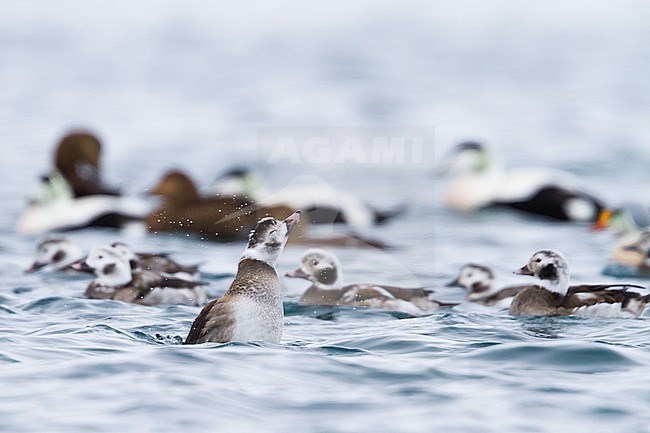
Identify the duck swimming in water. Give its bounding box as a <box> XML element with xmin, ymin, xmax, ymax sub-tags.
<box><xmin>17</xmin><ymin>131</ymin><xmax>148</xmax><ymax>235</ymax></box>
<box><xmin>184</xmin><ymin>211</ymin><xmax>301</xmax><ymax>344</ymax></box>
<box><xmin>439</xmin><ymin>141</ymin><xmax>605</xmax><ymax>222</ymax></box>
<box><xmin>446</xmin><ymin>263</ymin><xmax>527</xmax><ymax>307</ymax></box>
<box><xmin>212</xmin><ymin>167</ymin><xmax>405</xmax><ymax>228</ymax></box>
<box><xmin>286</xmin><ymin>248</ymin><xmax>456</xmax><ymax>316</ymax></box>
<box><xmin>509</xmin><ymin>249</ymin><xmax>648</xmax><ymax>318</ymax></box>
<box><xmin>78</xmin><ymin>245</ymin><xmax>207</xmax><ymax>306</ymax></box>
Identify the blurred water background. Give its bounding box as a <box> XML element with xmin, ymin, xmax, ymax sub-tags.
<box><xmin>2</xmin><ymin>1</ymin><xmax>650</xmax><ymax>432</ymax></box>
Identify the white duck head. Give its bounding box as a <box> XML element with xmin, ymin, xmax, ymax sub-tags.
<box><xmin>241</xmin><ymin>211</ymin><xmax>301</xmax><ymax>266</ymax></box>
<box><xmin>447</xmin><ymin>263</ymin><xmax>495</xmax><ymax>299</ymax></box>
<box><xmin>514</xmin><ymin>249</ymin><xmax>570</xmax><ymax>295</ymax></box>
<box><xmin>285</xmin><ymin>248</ymin><xmax>343</xmax><ymax>290</ymax></box>
<box><xmin>81</xmin><ymin>246</ymin><xmax>133</xmax><ymax>287</ymax></box>
<box><xmin>438</xmin><ymin>141</ymin><xmax>496</xmax><ymax>176</ymax></box>
<box><xmin>26</xmin><ymin>236</ymin><xmax>85</xmax><ymax>273</ymax></box>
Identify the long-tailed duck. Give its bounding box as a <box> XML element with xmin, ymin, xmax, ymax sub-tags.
<box><xmin>447</xmin><ymin>263</ymin><xmax>527</xmax><ymax>307</ymax></box>
<box><xmin>509</xmin><ymin>249</ymin><xmax>649</xmax><ymax>317</ymax></box>
<box><xmin>212</xmin><ymin>167</ymin><xmax>405</xmax><ymax>228</ymax></box>
<box><xmin>148</xmin><ymin>170</ymin><xmax>389</xmax><ymax>249</ymax></box>
<box><xmin>184</xmin><ymin>211</ymin><xmax>301</xmax><ymax>344</ymax></box>
<box><xmin>17</xmin><ymin>131</ymin><xmax>148</xmax><ymax>234</ymax></box>
<box><xmin>25</xmin><ymin>236</ymin><xmax>87</xmax><ymax>273</ymax></box>
<box><xmin>439</xmin><ymin>141</ymin><xmax>605</xmax><ymax>222</ymax></box>
<box><xmin>78</xmin><ymin>246</ymin><xmax>207</xmax><ymax>306</ymax></box>
<box><xmin>110</xmin><ymin>242</ymin><xmax>200</xmax><ymax>277</ymax></box>
<box><xmin>286</xmin><ymin>249</ymin><xmax>455</xmax><ymax>316</ymax></box>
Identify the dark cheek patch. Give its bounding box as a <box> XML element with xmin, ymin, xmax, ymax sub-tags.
<box><xmin>471</xmin><ymin>282</ymin><xmax>489</xmax><ymax>293</ymax></box>
<box><xmin>317</xmin><ymin>267</ymin><xmax>338</xmax><ymax>285</ymax></box>
<box><xmin>52</xmin><ymin>250</ymin><xmax>66</xmax><ymax>263</ymax></box>
<box><xmin>538</xmin><ymin>263</ymin><xmax>557</xmax><ymax>280</ymax></box>
<box><xmin>102</xmin><ymin>263</ymin><xmax>117</xmax><ymax>275</ymax></box>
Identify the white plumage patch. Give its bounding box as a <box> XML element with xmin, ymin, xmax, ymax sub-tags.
<box><xmin>230</xmin><ymin>298</ymin><xmax>283</xmax><ymax>344</ymax></box>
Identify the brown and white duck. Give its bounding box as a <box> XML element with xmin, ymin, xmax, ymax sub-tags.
<box><xmin>446</xmin><ymin>263</ymin><xmax>527</xmax><ymax>307</ymax></box>
<box><xmin>110</xmin><ymin>242</ymin><xmax>201</xmax><ymax>277</ymax></box>
<box><xmin>184</xmin><ymin>211</ymin><xmax>301</xmax><ymax>344</ymax></box>
<box><xmin>25</xmin><ymin>236</ymin><xmax>87</xmax><ymax>274</ymax></box>
<box><xmin>509</xmin><ymin>249</ymin><xmax>649</xmax><ymax>317</ymax></box>
<box><xmin>77</xmin><ymin>246</ymin><xmax>207</xmax><ymax>306</ymax></box>
<box><xmin>286</xmin><ymin>249</ymin><xmax>455</xmax><ymax>316</ymax></box>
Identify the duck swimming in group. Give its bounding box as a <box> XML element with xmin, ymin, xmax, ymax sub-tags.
<box><xmin>77</xmin><ymin>245</ymin><xmax>207</xmax><ymax>306</ymax></box>
<box><xmin>447</xmin><ymin>263</ymin><xmax>527</xmax><ymax>307</ymax></box>
<box><xmin>439</xmin><ymin>141</ymin><xmax>605</xmax><ymax>222</ymax></box>
<box><xmin>25</xmin><ymin>236</ymin><xmax>87</xmax><ymax>274</ymax></box>
<box><xmin>286</xmin><ymin>249</ymin><xmax>456</xmax><ymax>316</ymax></box>
<box><xmin>509</xmin><ymin>249</ymin><xmax>649</xmax><ymax>318</ymax></box>
<box><xmin>17</xmin><ymin>131</ymin><xmax>149</xmax><ymax>235</ymax></box>
<box><xmin>184</xmin><ymin>211</ymin><xmax>301</xmax><ymax>344</ymax></box>
<box><xmin>212</xmin><ymin>167</ymin><xmax>405</xmax><ymax>228</ymax></box>
<box><xmin>110</xmin><ymin>242</ymin><xmax>201</xmax><ymax>277</ymax></box>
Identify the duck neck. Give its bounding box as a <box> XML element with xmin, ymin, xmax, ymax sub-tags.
<box><xmin>539</xmin><ymin>270</ymin><xmax>570</xmax><ymax>296</ymax></box>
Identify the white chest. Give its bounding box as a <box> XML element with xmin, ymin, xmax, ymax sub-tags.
<box><xmin>230</xmin><ymin>296</ymin><xmax>284</xmax><ymax>344</ymax></box>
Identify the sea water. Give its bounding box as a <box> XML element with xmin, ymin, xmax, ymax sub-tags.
<box><xmin>2</xmin><ymin>1</ymin><xmax>650</xmax><ymax>432</ymax></box>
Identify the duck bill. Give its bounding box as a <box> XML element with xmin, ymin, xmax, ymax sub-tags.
<box><xmin>25</xmin><ymin>261</ymin><xmax>46</xmax><ymax>274</ymax></box>
<box><xmin>446</xmin><ymin>278</ymin><xmax>462</xmax><ymax>288</ymax></box>
<box><xmin>285</xmin><ymin>267</ymin><xmax>310</xmax><ymax>279</ymax></box>
<box><xmin>283</xmin><ymin>210</ymin><xmax>301</xmax><ymax>234</ymax></box>
<box><xmin>513</xmin><ymin>265</ymin><xmax>534</xmax><ymax>276</ymax></box>
<box><xmin>590</xmin><ymin>209</ymin><xmax>612</xmax><ymax>231</ymax></box>
<box><xmin>71</xmin><ymin>261</ymin><xmax>95</xmax><ymax>273</ymax></box>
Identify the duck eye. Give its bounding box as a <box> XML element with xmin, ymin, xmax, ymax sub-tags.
<box><xmin>467</xmin><ymin>272</ymin><xmax>473</xmax><ymax>278</ymax></box>
<box><xmin>535</xmin><ymin>258</ymin><xmax>541</xmax><ymax>263</ymax></box>
<box><xmin>98</xmin><ymin>255</ymin><xmax>103</xmax><ymax>260</ymax></box>
<box><xmin>312</xmin><ymin>260</ymin><xmax>319</xmax><ymax>266</ymax></box>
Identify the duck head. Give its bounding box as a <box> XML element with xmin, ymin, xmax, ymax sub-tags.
<box><xmin>212</xmin><ymin>166</ymin><xmax>260</xmax><ymax>198</ymax></box>
<box><xmin>286</xmin><ymin>248</ymin><xmax>343</xmax><ymax>290</ymax></box>
<box><xmin>148</xmin><ymin>170</ymin><xmax>200</xmax><ymax>205</ymax></box>
<box><xmin>111</xmin><ymin>242</ymin><xmax>141</xmax><ymax>272</ymax></box>
<box><xmin>447</xmin><ymin>263</ymin><xmax>494</xmax><ymax>297</ymax></box>
<box><xmin>437</xmin><ymin>141</ymin><xmax>495</xmax><ymax>175</ymax></box>
<box><xmin>241</xmin><ymin>211</ymin><xmax>301</xmax><ymax>266</ymax></box>
<box><xmin>514</xmin><ymin>249</ymin><xmax>570</xmax><ymax>295</ymax></box>
<box><xmin>77</xmin><ymin>246</ymin><xmax>133</xmax><ymax>286</ymax></box>
<box><xmin>26</xmin><ymin>236</ymin><xmax>85</xmax><ymax>273</ymax></box>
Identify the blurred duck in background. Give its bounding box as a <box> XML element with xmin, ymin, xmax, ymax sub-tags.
<box><xmin>446</xmin><ymin>263</ymin><xmax>527</xmax><ymax>308</ymax></box>
<box><xmin>25</xmin><ymin>235</ymin><xmax>87</xmax><ymax>274</ymax></box>
<box><xmin>147</xmin><ymin>169</ymin><xmax>390</xmax><ymax>249</ymax></box>
<box><xmin>285</xmin><ymin>248</ymin><xmax>455</xmax><ymax>316</ymax></box>
<box><xmin>16</xmin><ymin>131</ymin><xmax>149</xmax><ymax>235</ymax></box>
<box><xmin>591</xmin><ymin>205</ymin><xmax>650</xmax><ymax>277</ymax></box>
<box><xmin>620</xmin><ymin>230</ymin><xmax>650</xmax><ymax>278</ymax></box>
<box><xmin>77</xmin><ymin>245</ymin><xmax>207</xmax><ymax>306</ymax></box>
<box><xmin>110</xmin><ymin>241</ymin><xmax>201</xmax><ymax>277</ymax></box>
<box><xmin>211</xmin><ymin>166</ymin><xmax>405</xmax><ymax>229</ymax></box>
<box><xmin>438</xmin><ymin>141</ymin><xmax>605</xmax><ymax>222</ymax></box>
